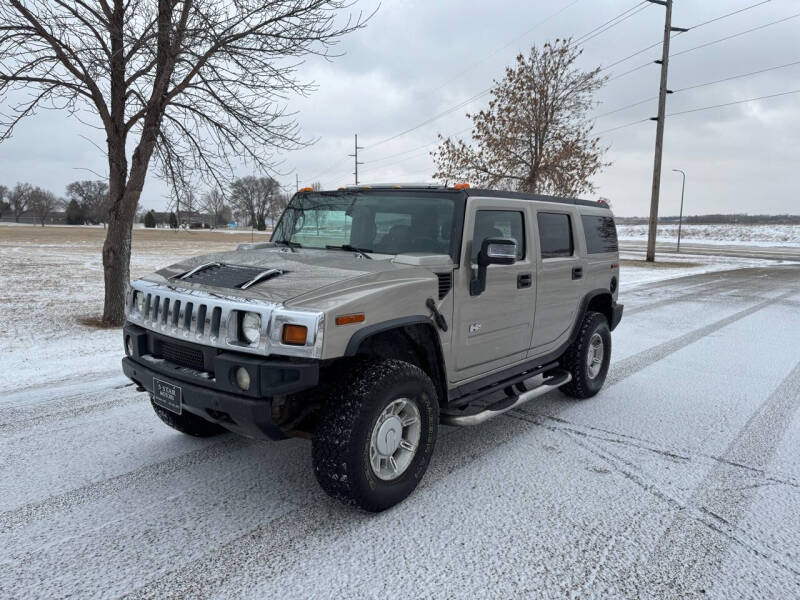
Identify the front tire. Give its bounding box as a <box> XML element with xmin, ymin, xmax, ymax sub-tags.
<box><xmin>312</xmin><ymin>359</ymin><xmax>439</xmax><ymax>512</ymax></box>
<box><xmin>150</xmin><ymin>398</ymin><xmax>226</xmax><ymax>437</ymax></box>
<box><xmin>560</xmin><ymin>311</ymin><xmax>611</xmax><ymax>399</ymax></box>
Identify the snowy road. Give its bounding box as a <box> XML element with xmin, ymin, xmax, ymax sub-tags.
<box><xmin>2</xmin><ymin>264</ymin><xmax>800</xmax><ymax>599</ymax></box>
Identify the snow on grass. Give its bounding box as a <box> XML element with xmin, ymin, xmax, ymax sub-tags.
<box><xmin>617</xmin><ymin>224</ymin><xmax>800</xmax><ymax>247</ymax></box>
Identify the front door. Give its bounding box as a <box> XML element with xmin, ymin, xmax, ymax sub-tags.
<box><xmin>451</xmin><ymin>199</ymin><xmax>535</xmax><ymax>382</ymax></box>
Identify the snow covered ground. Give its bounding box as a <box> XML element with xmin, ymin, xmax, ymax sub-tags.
<box><xmin>2</xmin><ymin>226</ymin><xmax>800</xmax><ymax>598</ymax></box>
<box><xmin>618</xmin><ymin>223</ymin><xmax>800</xmax><ymax>247</ymax></box>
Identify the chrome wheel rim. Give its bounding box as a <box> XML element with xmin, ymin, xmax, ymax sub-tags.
<box><xmin>369</xmin><ymin>398</ymin><xmax>421</xmax><ymax>481</ymax></box>
<box><xmin>586</xmin><ymin>333</ymin><xmax>604</xmax><ymax>379</ymax></box>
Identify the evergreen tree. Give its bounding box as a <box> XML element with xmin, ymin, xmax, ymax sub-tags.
<box><xmin>144</xmin><ymin>210</ymin><xmax>156</xmax><ymax>228</ymax></box>
<box><xmin>65</xmin><ymin>199</ymin><xmax>84</xmax><ymax>225</ymax></box>
<box><xmin>169</xmin><ymin>212</ymin><xmax>178</xmax><ymax>229</ymax></box>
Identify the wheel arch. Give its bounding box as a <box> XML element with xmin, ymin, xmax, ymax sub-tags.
<box><xmin>344</xmin><ymin>316</ymin><xmax>448</xmax><ymax>403</ymax></box>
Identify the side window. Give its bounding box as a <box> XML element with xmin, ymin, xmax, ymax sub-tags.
<box><xmin>537</xmin><ymin>212</ymin><xmax>574</xmax><ymax>259</ymax></box>
<box><xmin>581</xmin><ymin>215</ymin><xmax>618</xmax><ymax>253</ymax></box>
<box><xmin>472</xmin><ymin>210</ymin><xmax>525</xmax><ymax>262</ymax></box>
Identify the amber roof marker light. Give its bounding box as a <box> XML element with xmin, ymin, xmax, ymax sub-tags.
<box><xmin>298</xmin><ymin>186</ymin><xmax>314</xmax><ymax>193</ymax></box>
<box><xmin>453</xmin><ymin>183</ymin><xmax>470</xmax><ymax>190</ymax></box>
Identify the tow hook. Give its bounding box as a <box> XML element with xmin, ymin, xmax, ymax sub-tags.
<box><xmin>426</xmin><ymin>298</ymin><xmax>448</xmax><ymax>332</ymax></box>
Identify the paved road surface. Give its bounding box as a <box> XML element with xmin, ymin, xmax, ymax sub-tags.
<box><xmin>2</xmin><ymin>265</ymin><xmax>800</xmax><ymax>599</ymax></box>
<box><xmin>619</xmin><ymin>239</ymin><xmax>800</xmax><ymax>262</ymax></box>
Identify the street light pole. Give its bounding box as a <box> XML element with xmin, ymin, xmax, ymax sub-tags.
<box><xmin>672</xmin><ymin>169</ymin><xmax>686</xmax><ymax>253</ymax></box>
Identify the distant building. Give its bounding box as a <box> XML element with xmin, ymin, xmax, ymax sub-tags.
<box><xmin>0</xmin><ymin>211</ymin><xmax>67</xmax><ymax>225</ymax></box>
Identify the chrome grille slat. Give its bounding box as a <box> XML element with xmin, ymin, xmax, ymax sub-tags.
<box><xmin>126</xmin><ymin>280</ymin><xmax>324</xmax><ymax>358</ymax></box>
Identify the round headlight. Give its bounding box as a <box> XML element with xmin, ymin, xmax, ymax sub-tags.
<box><xmin>235</xmin><ymin>367</ymin><xmax>251</xmax><ymax>391</ymax></box>
<box><xmin>135</xmin><ymin>292</ymin><xmax>145</xmax><ymax>315</ymax></box>
<box><xmin>241</xmin><ymin>312</ymin><xmax>261</xmax><ymax>345</ymax></box>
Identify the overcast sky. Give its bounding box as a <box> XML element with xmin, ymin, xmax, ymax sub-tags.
<box><xmin>1</xmin><ymin>0</ymin><xmax>798</xmax><ymax>217</ymax></box>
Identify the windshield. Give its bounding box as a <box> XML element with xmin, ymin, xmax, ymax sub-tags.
<box><xmin>271</xmin><ymin>191</ymin><xmax>463</xmax><ymax>260</ymax></box>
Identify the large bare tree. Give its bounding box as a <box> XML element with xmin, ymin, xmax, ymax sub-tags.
<box><xmin>433</xmin><ymin>39</ymin><xmax>608</xmax><ymax>197</ymax></box>
<box><xmin>7</xmin><ymin>182</ymin><xmax>33</xmax><ymax>222</ymax></box>
<box><xmin>0</xmin><ymin>1</ymin><xmax>369</xmax><ymax>324</ymax></box>
<box><xmin>66</xmin><ymin>180</ymin><xmax>111</xmax><ymax>226</ymax></box>
<box><xmin>229</xmin><ymin>175</ymin><xmax>281</xmax><ymax>227</ymax></box>
<box><xmin>29</xmin><ymin>187</ymin><xmax>63</xmax><ymax>226</ymax></box>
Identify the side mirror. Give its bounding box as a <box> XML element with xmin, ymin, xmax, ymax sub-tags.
<box><xmin>470</xmin><ymin>237</ymin><xmax>517</xmax><ymax>296</ymax></box>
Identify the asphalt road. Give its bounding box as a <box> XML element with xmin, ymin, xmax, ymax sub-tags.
<box><xmin>2</xmin><ymin>265</ymin><xmax>800</xmax><ymax>599</ymax></box>
<box><xmin>619</xmin><ymin>239</ymin><xmax>800</xmax><ymax>262</ymax></box>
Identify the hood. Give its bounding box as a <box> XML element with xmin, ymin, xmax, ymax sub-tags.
<box><xmin>140</xmin><ymin>245</ymin><xmax>454</xmax><ymax>305</ymax></box>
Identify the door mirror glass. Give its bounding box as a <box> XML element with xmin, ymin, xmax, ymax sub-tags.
<box><xmin>485</xmin><ymin>238</ymin><xmax>517</xmax><ymax>264</ymax></box>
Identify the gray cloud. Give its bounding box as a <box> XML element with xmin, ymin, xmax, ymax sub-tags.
<box><xmin>1</xmin><ymin>0</ymin><xmax>798</xmax><ymax>216</ymax></box>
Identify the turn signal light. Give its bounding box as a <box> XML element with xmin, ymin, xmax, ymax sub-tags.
<box><xmin>453</xmin><ymin>182</ymin><xmax>470</xmax><ymax>189</ymax></box>
<box><xmin>282</xmin><ymin>324</ymin><xmax>308</xmax><ymax>345</ymax></box>
<box><xmin>335</xmin><ymin>313</ymin><xmax>365</xmax><ymax>326</ymax></box>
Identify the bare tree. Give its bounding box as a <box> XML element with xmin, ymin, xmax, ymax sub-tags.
<box><xmin>0</xmin><ymin>184</ymin><xmax>8</xmax><ymax>218</ymax></box>
<box><xmin>229</xmin><ymin>176</ymin><xmax>281</xmax><ymax>227</ymax></box>
<box><xmin>66</xmin><ymin>180</ymin><xmax>110</xmax><ymax>226</ymax></box>
<box><xmin>201</xmin><ymin>187</ymin><xmax>227</xmax><ymax>228</ymax></box>
<box><xmin>433</xmin><ymin>40</ymin><xmax>608</xmax><ymax>197</ymax></box>
<box><xmin>29</xmin><ymin>187</ymin><xmax>63</xmax><ymax>226</ymax></box>
<box><xmin>1</xmin><ymin>1</ymin><xmax>370</xmax><ymax>324</ymax></box>
<box><xmin>7</xmin><ymin>182</ymin><xmax>33</xmax><ymax>222</ymax></box>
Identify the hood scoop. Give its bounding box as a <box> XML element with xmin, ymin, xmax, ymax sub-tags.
<box><xmin>175</xmin><ymin>263</ymin><xmax>286</xmax><ymax>290</ymax></box>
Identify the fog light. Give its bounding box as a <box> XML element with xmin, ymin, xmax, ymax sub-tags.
<box><xmin>125</xmin><ymin>335</ymin><xmax>133</xmax><ymax>357</ymax></box>
<box><xmin>235</xmin><ymin>367</ymin><xmax>251</xmax><ymax>391</ymax></box>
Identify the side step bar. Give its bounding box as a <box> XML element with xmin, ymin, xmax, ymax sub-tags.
<box><xmin>441</xmin><ymin>370</ymin><xmax>571</xmax><ymax>427</ymax></box>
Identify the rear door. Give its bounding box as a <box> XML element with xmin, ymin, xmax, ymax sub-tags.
<box><xmin>451</xmin><ymin>197</ymin><xmax>535</xmax><ymax>382</ymax></box>
<box><xmin>530</xmin><ymin>209</ymin><xmax>583</xmax><ymax>354</ymax></box>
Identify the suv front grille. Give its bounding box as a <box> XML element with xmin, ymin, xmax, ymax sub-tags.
<box><xmin>161</xmin><ymin>341</ymin><xmax>205</xmax><ymax>372</ymax></box>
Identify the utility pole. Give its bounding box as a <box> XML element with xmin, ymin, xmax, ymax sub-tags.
<box><xmin>645</xmin><ymin>0</ymin><xmax>687</xmax><ymax>262</ymax></box>
<box><xmin>672</xmin><ymin>169</ymin><xmax>686</xmax><ymax>253</ymax></box>
<box><xmin>348</xmin><ymin>133</ymin><xmax>364</xmax><ymax>185</ymax></box>
<box><xmin>295</xmin><ymin>173</ymin><xmax>299</xmax><ymax>193</ymax></box>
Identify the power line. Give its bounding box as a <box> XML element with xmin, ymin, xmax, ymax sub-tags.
<box><xmin>688</xmin><ymin>0</ymin><xmax>773</xmax><ymax>30</ymax></box>
<box><xmin>606</xmin><ymin>9</ymin><xmax>800</xmax><ymax>83</ymax></box>
<box><xmin>673</xmin><ymin>59</ymin><xmax>800</xmax><ymax>92</ymax></box>
<box><xmin>421</xmin><ymin>0</ymin><xmax>585</xmax><ymax>100</ymax></box>
<box><xmin>666</xmin><ymin>88</ymin><xmax>800</xmax><ymax>117</ymax></box>
<box><xmin>574</xmin><ymin>2</ymin><xmax>651</xmax><ymax>46</ymax></box>
<box><xmin>671</xmin><ymin>11</ymin><xmax>800</xmax><ymax>58</ymax></box>
<box><xmin>365</xmin><ymin>2</ymin><xmax>654</xmax><ymax>152</ymax></box>
<box><xmin>594</xmin><ymin>87</ymin><xmax>800</xmax><ymax>134</ymax></box>
<box><xmin>597</xmin><ymin>58</ymin><xmax>800</xmax><ymax>119</ymax></box>
<box><xmin>601</xmin><ymin>0</ymin><xmax>775</xmax><ymax>73</ymax></box>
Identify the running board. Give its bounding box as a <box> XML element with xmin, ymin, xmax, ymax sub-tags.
<box><xmin>440</xmin><ymin>370</ymin><xmax>571</xmax><ymax>427</ymax></box>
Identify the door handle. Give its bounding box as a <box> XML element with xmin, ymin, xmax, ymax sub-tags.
<box><xmin>572</xmin><ymin>267</ymin><xmax>583</xmax><ymax>280</ymax></box>
<box><xmin>517</xmin><ymin>272</ymin><xmax>532</xmax><ymax>289</ymax></box>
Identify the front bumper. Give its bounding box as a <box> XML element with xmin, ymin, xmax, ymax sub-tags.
<box><xmin>122</xmin><ymin>323</ymin><xmax>319</xmax><ymax>440</ymax></box>
<box><xmin>610</xmin><ymin>302</ymin><xmax>624</xmax><ymax>331</ymax></box>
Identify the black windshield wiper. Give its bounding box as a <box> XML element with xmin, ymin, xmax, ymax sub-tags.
<box><xmin>325</xmin><ymin>244</ymin><xmax>373</xmax><ymax>259</ymax></box>
<box><xmin>274</xmin><ymin>240</ymin><xmax>301</xmax><ymax>252</ymax></box>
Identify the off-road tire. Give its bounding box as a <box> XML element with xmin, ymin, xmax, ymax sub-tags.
<box><xmin>312</xmin><ymin>359</ymin><xmax>439</xmax><ymax>512</ymax></box>
<box><xmin>560</xmin><ymin>311</ymin><xmax>611</xmax><ymax>399</ymax></box>
<box><xmin>150</xmin><ymin>398</ymin><xmax>226</xmax><ymax>437</ymax></box>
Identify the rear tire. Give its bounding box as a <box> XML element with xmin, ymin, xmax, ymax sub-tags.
<box><xmin>559</xmin><ymin>311</ymin><xmax>611</xmax><ymax>399</ymax></box>
<box><xmin>150</xmin><ymin>398</ymin><xmax>225</xmax><ymax>437</ymax></box>
<box><xmin>312</xmin><ymin>359</ymin><xmax>439</xmax><ymax>512</ymax></box>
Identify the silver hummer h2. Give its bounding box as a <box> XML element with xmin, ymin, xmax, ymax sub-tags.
<box><xmin>122</xmin><ymin>184</ymin><xmax>623</xmax><ymax>511</ymax></box>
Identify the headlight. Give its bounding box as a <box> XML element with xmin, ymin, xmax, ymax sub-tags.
<box><xmin>240</xmin><ymin>312</ymin><xmax>261</xmax><ymax>345</ymax></box>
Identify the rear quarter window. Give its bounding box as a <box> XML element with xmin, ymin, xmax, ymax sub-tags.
<box><xmin>581</xmin><ymin>215</ymin><xmax>618</xmax><ymax>254</ymax></box>
<box><xmin>537</xmin><ymin>212</ymin><xmax>574</xmax><ymax>259</ymax></box>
